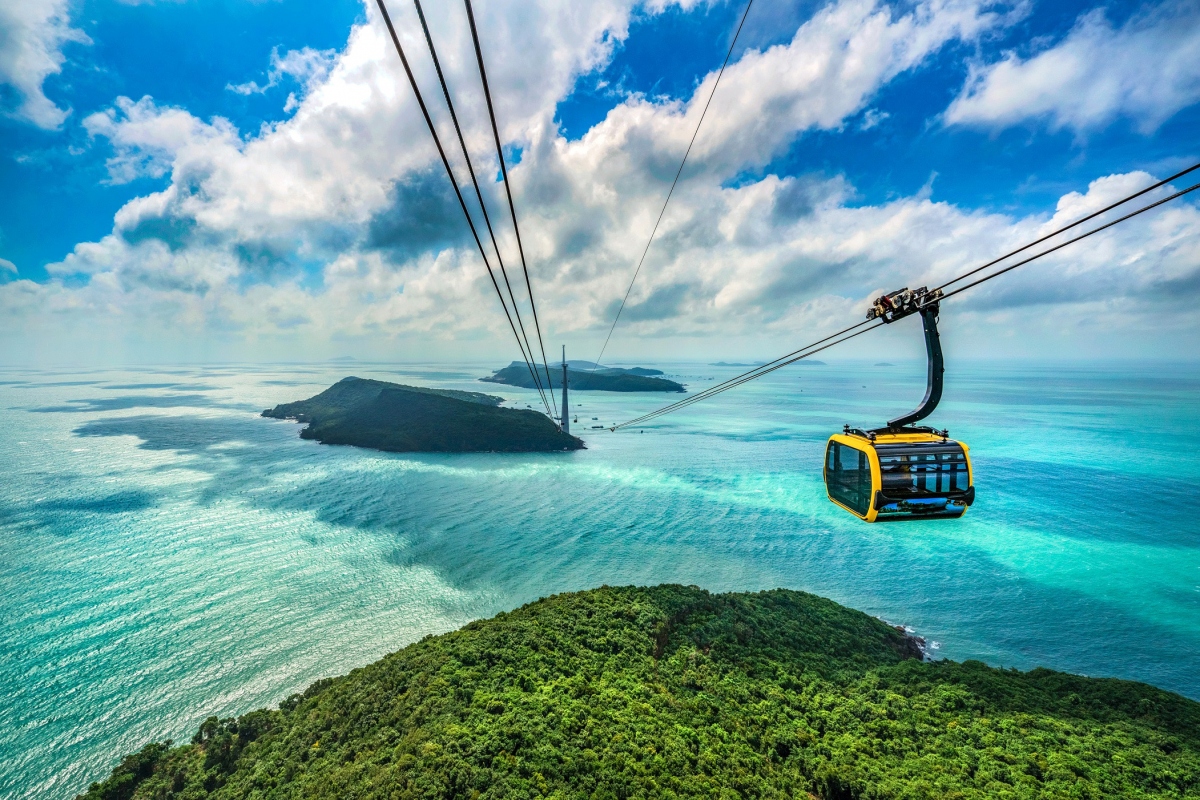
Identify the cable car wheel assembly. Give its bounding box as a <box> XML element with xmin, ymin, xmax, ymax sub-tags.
<box><xmin>824</xmin><ymin>287</ymin><xmax>974</xmax><ymax>522</ymax></box>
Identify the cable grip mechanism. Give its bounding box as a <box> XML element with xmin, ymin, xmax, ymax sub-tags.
<box><xmin>862</xmin><ymin>285</ymin><xmax>947</xmax><ymax>431</ymax></box>
<box><xmin>867</xmin><ymin>286</ymin><xmax>944</xmax><ymax>323</ymax></box>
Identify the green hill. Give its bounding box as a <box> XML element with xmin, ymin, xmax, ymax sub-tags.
<box><xmin>263</xmin><ymin>377</ymin><xmax>583</xmax><ymax>453</ymax></box>
<box><xmin>79</xmin><ymin>585</ymin><xmax>1199</xmax><ymax>799</ymax></box>
<box><xmin>554</xmin><ymin>361</ymin><xmax>664</xmax><ymax>377</ymax></box>
<box><xmin>482</xmin><ymin>364</ymin><xmax>685</xmax><ymax>392</ymax></box>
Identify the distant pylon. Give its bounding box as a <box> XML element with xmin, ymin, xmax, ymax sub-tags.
<box><xmin>561</xmin><ymin>345</ymin><xmax>569</xmax><ymax>435</ymax></box>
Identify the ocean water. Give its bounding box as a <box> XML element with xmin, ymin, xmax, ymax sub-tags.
<box><xmin>2</xmin><ymin>360</ymin><xmax>1198</xmax><ymax>798</ymax></box>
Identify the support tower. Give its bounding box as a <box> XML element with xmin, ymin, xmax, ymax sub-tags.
<box><xmin>560</xmin><ymin>345</ymin><xmax>569</xmax><ymax>435</ymax></box>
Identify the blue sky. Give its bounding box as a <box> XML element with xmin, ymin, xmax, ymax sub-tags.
<box><xmin>1</xmin><ymin>0</ymin><xmax>1198</xmax><ymax>363</ymax></box>
<box><xmin>555</xmin><ymin>0</ymin><xmax>1199</xmax><ymax>211</ymax></box>
<box><xmin>0</xmin><ymin>0</ymin><xmax>364</xmax><ymax>279</ymax></box>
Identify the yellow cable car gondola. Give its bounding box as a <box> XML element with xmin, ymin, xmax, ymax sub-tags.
<box><xmin>824</xmin><ymin>287</ymin><xmax>974</xmax><ymax>521</ymax></box>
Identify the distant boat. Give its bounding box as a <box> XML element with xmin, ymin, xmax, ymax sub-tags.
<box><xmin>874</xmin><ymin>362</ymin><xmax>895</xmax><ymax>367</ymax></box>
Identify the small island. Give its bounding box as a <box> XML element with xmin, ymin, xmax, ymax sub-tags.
<box><xmin>559</xmin><ymin>360</ymin><xmax>664</xmax><ymax>376</ymax></box>
<box><xmin>482</xmin><ymin>362</ymin><xmax>685</xmax><ymax>392</ymax></box>
<box><xmin>81</xmin><ymin>585</ymin><xmax>1200</xmax><ymax>800</ymax></box>
<box><xmin>263</xmin><ymin>377</ymin><xmax>583</xmax><ymax>453</ymax></box>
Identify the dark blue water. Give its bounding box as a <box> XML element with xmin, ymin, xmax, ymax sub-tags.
<box><xmin>2</xmin><ymin>361</ymin><xmax>1198</xmax><ymax>798</ymax></box>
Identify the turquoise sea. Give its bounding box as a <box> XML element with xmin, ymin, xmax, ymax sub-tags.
<box><xmin>2</xmin><ymin>360</ymin><xmax>1199</xmax><ymax>798</ymax></box>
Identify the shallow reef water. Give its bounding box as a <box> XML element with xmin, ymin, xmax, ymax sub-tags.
<box><xmin>2</xmin><ymin>359</ymin><xmax>1199</xmax><ymax>798</ymax></box>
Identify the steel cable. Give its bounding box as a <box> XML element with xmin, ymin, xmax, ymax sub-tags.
<box><xmin>612</xmin><ymin>322</ymin><xmax>880</xmax><ymax>429</ymax></box>
<box><xmin>591</xmin><ymin>0</ymin><xmax>757</xmax><ymax>373</ymax></box>
<box><xmin>411</xmin><ymin>0</ymin><xmax>552</xmax><ymax>409</ymax></box>
<box><xmin>612</xmin><ymin>319</ymin><xmax>872</xmax><ymax>428</ymax></box>
<box><xmin>463</xmin><ymin>0</ymin><xmax>557</xmax><ymax>413</ymax></box>
<box><xmin>934</xmin><ymin>160</ymin><xmax>1200</xmax><ymax>294</ymax></box>
<box><xmin>941</xmin><ymin>180</ymin><xmax>1200</xmax><ymax>302</ymax></box>
<box><xmin>375</xmin><ymin>0</ymin><xmax>553</xmax><ymax>416</ymax></box>
<box><xmin>611</xmin><ymin>174</ymin><xmax>1200</xmax><ymax>430</ymax></box>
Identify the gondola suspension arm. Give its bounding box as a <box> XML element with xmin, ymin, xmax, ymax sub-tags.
<box><xmin>865</xmin><ymin>287</ymin><xmax>944</xmax><ymax>430</ymax></box>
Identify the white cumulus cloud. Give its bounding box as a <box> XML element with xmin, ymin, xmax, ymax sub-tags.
<box><xmin>0</xmin><ymin>0</ymin><xmax>90</xmax><ymax>128</ymax></box>
<box><xmin>83</xmin><ymin>96</ymin><xmax>242</xmax><ymax>184</ymax></box>
<box><xmin>945</xmin><ymin>0</ymin><xmax>1200</xmax><ymax>134</ymax></box>
<box><xmin>227</xmin><ymin>46</ymin><xmax>338</xmax><ymax>101</ymax></box>
<box><xmin>4</xmin><ymin>0</ymin><xmax>1199</xmax><ymax>364</ymax></box>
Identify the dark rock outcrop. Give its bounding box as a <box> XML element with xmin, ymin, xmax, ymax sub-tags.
<box><xmin>263</xmin><ymin>377</ymin><xmax>583</xmax><ymax>453</ymax></box>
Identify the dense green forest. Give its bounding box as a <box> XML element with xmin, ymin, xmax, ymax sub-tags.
<box><xmin>482</xmin><ymin>364</ymin><xmax>685</xmax><ymax>392</ymax></box>
<box><xmin>80</xmin><ymin>585</ymin><xmax>1200</xmax><ymax>799</ymax></box>
<box><xmin>262</xmin><ymin>377</ymin><xmax>583</xmax><ymax>452</ymax></box>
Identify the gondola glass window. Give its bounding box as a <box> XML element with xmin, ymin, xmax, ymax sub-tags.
<box><xmin>826</xmin><ymin>442</ymin><xmax>870</xmax><ymax>515</ymax></box>
<box><xmin>877</xmin><ymin>444</ymin><xmax>969</xmax><ymax>495</ymax></box>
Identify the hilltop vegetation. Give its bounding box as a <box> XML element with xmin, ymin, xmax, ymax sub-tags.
<box><xmin>80</xmin><ymin>585</ymin><xmax>1200</xmax><ymax>799</ymax></box>
<box><xmin>482</xmin><ymin>363</ymin><xmax>685</xmax><ymax>392</ymax></box>
<box><xmin>263</xmin><ymin>377</ymin><xmax>582</xmax><ymax>453</ymax></box>
<box><xmin>555</xmin><ymin>360</ymin><xmax>665</xmax><ymax>376</ymax></box>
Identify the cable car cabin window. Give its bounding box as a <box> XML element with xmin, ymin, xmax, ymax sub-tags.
<box><xmin>876</xmin><ymin>443</ymin><xmax>968</xmax><ymax>496</ymax></box>
<box><xmin>827</xmin><ymin>442</ymin><xmax>870</xmax><ymax>515</ymax></box>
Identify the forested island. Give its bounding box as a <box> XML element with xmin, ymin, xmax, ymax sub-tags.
<box><xmin>483</xmin><ymin>362</ymin><xmax>685</xmax><ymax>392</ymax></box>
<box><xmin>263</xmin><ymin>377</ymin><xmax>582</xmax><ymax>453</ymax></box>
<box><xmin>81</xmin><ymin>585</ymin><xmax>1200</xmax><ymax>799</ymax></box>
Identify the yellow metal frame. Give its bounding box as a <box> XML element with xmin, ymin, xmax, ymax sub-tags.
<box><xmin>824</xmin><ymin>431</ymin><xmax>973</xmax><ymax>522</ymax></box>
